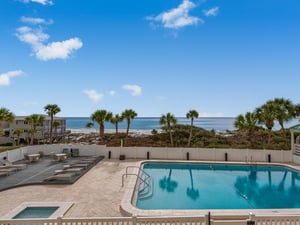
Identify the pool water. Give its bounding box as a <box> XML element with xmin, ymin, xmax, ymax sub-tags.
<box><xmin>13</xmin><ymin>207</ymin><xmax>59</xmax><ymax>219</ymax></box>
<box><xmin>136</xmin><ymin>162</ymin><xmax>300</xmax><ymax>210</ymax></box>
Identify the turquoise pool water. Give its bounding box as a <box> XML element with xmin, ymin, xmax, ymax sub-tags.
<box><xmin>13</xmin><ymin>207</ymin><xmax>59</xmax><ymax>219</ymax></box>
<box><xmin>136</xmin><ymin>162</ymin><xmax>300</xmax><ymax>210</ymax></box>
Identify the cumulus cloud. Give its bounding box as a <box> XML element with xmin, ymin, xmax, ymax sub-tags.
<box><xmin>16</xmin><ymin>26</ymin><xmax>83</xmax><ymax>61</ymax></box>
<box><xmin>0</xmin><ymin>70</ymin><xmax>24</xmax><ymax>86</ymax></box>
<box><xmin>83</xmin><ymin>89</ymin><xmax>104</xmax><ymax>102</ymax></box>
<box><xmin>20</xmin><ymin>0</ymin><xmax>53</xmax><ymax>5</ymax></box>
<box><xmin>122</xmin><ymin>84</ymin><xmax>142</xmax><ymax>96</ymax></box>
<box><xmin>203</xmin><ymin>7</ymin><xmax>219</xmax><ymax>17</ymax></box>
<box><xmin>21</xmin><ymin>16</ymin><xmax>53</xmax><ymax>25</ymax></box>
<box><xmin>146</xmin><ymin>0</ymin><xmax>203</xmax><ymax>29</ymax></box>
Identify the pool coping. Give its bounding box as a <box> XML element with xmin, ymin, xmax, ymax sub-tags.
<box><xmin>120</xmin><ymin>160</ymin><xmax>300</xmax><ymax>217</ymax></box>
<box><xmin>2</xmin><ymin>201</ymin><xmax>74</xmax><ymax>219</ymax></box>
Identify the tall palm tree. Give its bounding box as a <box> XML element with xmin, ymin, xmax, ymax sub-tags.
<box><xmin>25</xmin><ymin>114</ymin><xmax>45</xmax><ymax>145</ymax></box>
<box><xmin>110</xmin><ymin>114</ymin><xmax>124</xmax><ymax>134</ymax></box>
<box><xmin>13</xmin><ymin>128</ymin><xmax>23</xmax><ymax>145</ymax></box>
<box><xmin>44</xmin><ymin>104</ymin><xmax>61</xmax><ymax>144</ymax></box>
<box><xmin>234</xmin><ymin>112</ymin><xmax>258</xmax><ymax>134</ymax></box>
<box><xmin>255</xmin><ymin>101</ymin><xmax>277</xmax><ymax>144</ymax></box>
<box><xmin>160</xmin><ymin>112</ymin><xmax>177</xmax><ymax>146</ymax></box>
<box><xmin>91</xmin><ymin>109</ymin><xmax>112</xmax><ymax>137</ymax></box>
<box><xmin>122</xmin><ymin>109</ymin><xmax>137</xmax><ymax>137</ymax></box>
<box><xmin>186</xmin><ymin>110</ymin><xmax>199</xmax><ymax>147</ymax></box>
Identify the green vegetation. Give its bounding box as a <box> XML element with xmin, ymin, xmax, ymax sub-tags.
<box><xmin>44</xmin><ymin>104</ymin><xmax>61</xmax><ymax>144</ymax></box>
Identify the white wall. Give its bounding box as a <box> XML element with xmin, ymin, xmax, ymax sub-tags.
<box><xmin>0</xmin><ymin>145</ymin><xmax>293</xmax><ymax>163</ymax></box>
<box><xmin>106</xmin><ymin>147</ymin><xmax>292</xmax><ymax>163</ymax></box>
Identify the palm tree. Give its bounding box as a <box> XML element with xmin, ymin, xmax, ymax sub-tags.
<box><xmin>255</xmin><ymin>101</ymin><xmax>277</xmax><ymax>144</ymax></box>
<box><xmin>91</xmin><ymin>109</ymin><xmax>112</xmax><ymax>136</ymax></box>
<box><xmin>44</xmin><ymin>104</ymin><xmax>61</xmax><ymax>143</ymax></box>
<box><xmin>85</xmin><ymin>122</ymin><xmax>94</xmax><ymax>128</ymax></box>
<box><xmin>122</xmin><ymin>109</ymin><xmax>137</xmax><ymax>137</ymax></box>
<box><xmin>13</xmin><ymin>128</ymin><xmax>23</xmax><ymax>145</ymax></box>
<box><xmin>52</xmin><ymin>121</ymin><xmax>60</xmax><ymax>140</ymax></box>
<box><xmin>186</xmin><ymin>110</ymin><xmax>199</xmax><ymax>147</ymax></box>
<box><xmin>160</xmin><ymin>112</ymin><xmax>177</xmax><ymax>146</ymax></box>
<box><xmin>110</xmin><ymin>114</ymin><xmax>124</xmax><ymax>134</ymax></box>
<box><xmin>273</xmin><ymin>98</ymin><xmax>297</xmax><ymax>132</ymax></box>
<box><xmin>25</xmin><ymin>114</ymin><xmax>45</xmax><ymax>145</ymax></box>
<box><xmin>234</xmin><ymin>112</ymin><xmax>258</xmax><ymax>134</ymax></box>
<box><xmin>0</xmin><ymin>107</ymin><xmax>15</xmax><ymax>136</ymax></box>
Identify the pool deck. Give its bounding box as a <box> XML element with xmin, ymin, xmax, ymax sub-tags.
<box><xmin>2</xmin><ymin>159</ymin><xmax>300</xmax><ymax>219</ymax></box>
<box><xmin>0</xmin><ymin>159</ymin><xmax>138</xmax><ymax>218</ymax></box>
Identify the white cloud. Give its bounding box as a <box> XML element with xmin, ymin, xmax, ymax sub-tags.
<box><xmin>16</xmin><ymin>26</ymin><xmax>83</xmax><ymax>61</ymax></box>
<box><xmin>122</xmin><ymin>84</ymin><xmax>142</xmax><ymax>96</ymax></box>
<box><xmin>146</xmin><ymin>0</ymin><xmax>203</xmax><ymax>29</ymax></box>
<box><xmin>83</xmin><ymin>89</ymin><xmax>104</xmax><ymax>102</ymax></box>
<box><xmin>199</xmin><ymin>112</ymin><xmax>223</xmax><ymax>117</ymax></box>
<box><xmin>20</xmin><ymin>0</ymin><xmax>53</xmax><ymax>5</ymax></box>
<box><xmin>0</xmin><ymin>70</ymin><xmax>24</xmax><ymax>86</ymax></box>
<box><xmin>203</xmin><ymin>7</ymin><xmax>219</xmax><ymax>17</ymax></box>
<box><xmin>21</xmin><ymin>16</ymin><xmax>53</xmax><ymax>25</ymax></box>
<box><xmin>108</xmin><ymin>90</ymin><xmax>116</xmax><ymax>96</ymax></box>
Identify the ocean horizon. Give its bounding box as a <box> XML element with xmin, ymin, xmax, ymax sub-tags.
<box><xmin>66</xmin><ymin>117</ymin><xmax>299</xmax><ymax>134</ymax></box>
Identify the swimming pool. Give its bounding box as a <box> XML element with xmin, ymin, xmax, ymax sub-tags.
<box><xmin>135</xmin><ymin>162</ymin><xmax>300</xmax><ymax>210</ymax></box>
<box><xmin>13</xmin><ymin>207</ymin><xmax>59</xmax><ymax>219</ymax></box>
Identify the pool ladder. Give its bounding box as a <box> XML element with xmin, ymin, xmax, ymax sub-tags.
<box><xmin>122</xmin><ymin>166</ymin><xmax>153</xmax><ymax>199</ymax></box>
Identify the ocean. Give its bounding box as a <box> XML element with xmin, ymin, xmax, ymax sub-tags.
<box><xmin>66</xmin><ymin>117</ymin><xmax>299</xmax><ymax>134</ymax></box>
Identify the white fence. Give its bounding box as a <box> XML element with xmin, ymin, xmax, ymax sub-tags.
<box><xmin>107</xmin><ymin>146</ymin><xmax>292</xmax><ymax>163</ymax></box>
<box><xmin>0</xmin><ymin>145</ymin><xmax>292</xmax><ymax>163</ymax></box>
<box><xmin>1</xmin><ymin>214</ymin><xmax>300</xmax><ymax>225</ymax></box>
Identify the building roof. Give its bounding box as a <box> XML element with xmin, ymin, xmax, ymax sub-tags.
<box><xmin>290</xmin><ymin>124</ymin><xmax>300</xmax><ymax>131</ymax></box>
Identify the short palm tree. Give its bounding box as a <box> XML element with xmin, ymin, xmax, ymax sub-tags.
<box><xmin>160</xmin><ymin>113</ymin><xmax>177</xmax><ymax>146</ymax></box>
<box><xmin>122</xmin><ymin>109</ymin><xmax>137</xmax><ymax>137</ymax></box>
<box><xmin>25</xmin><ymin>114</ymin><xmax>45</xmax><ymax>145</ymax></box>
<box><xmin>0</xmin><ymin>107</ymin><xmax>15</xmax><ymax>136</ymax></box>
<box><xmin>44</xmin><ymin>104</ymin><xmax>61</xmax><ymax>143</ymax></box>
<box><xmin>186</xmin><ymin>110</ymin><xmax>199</xmax><ymax>147</ymax></box>
<box><xmin>110</xmin><ymin>114</ymin><xmax>124</xmax><ymax>134</ymax></box>
<box><xmin>52</xmin><ymin>121</ymin><xmax>60</xmax><ymax>140</ymax></box>
<box><xmin>91</xmin><ymin>109</ymin><xmax>112</xmax><ymax>137</ymax></box>
<box><xmin>255</xmin><ymin>101</ymin><xmax>277</xmax><ymax>144</ymax></box>
<box><xmin>234</xmin><ymin>112</ymin><xmax>258</xmax><ymax>134</ymax></box>
<box><xmin>273</xmin><ymin>98</ymin><xmax>295</xmax><ymax>131</ymax></box>
<box><xmin>0</xmin><ymin>107</ymin><xmax>15</xmax><ymax>123</ymax></box>
<box><xmin>85</xmin><ymin>122</ymin><xmax>94</xmax><ymax>128</ymax></box>
<box><xmin>13</xmin><ymin>128</ymin><xmax>23</xmax><ymax>145</ymax></box>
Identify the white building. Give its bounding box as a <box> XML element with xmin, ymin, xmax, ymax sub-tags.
<box><xmin>0</xmin><ymin>115</ymin><xmax>67</xmax><ymax>144</ymax></box>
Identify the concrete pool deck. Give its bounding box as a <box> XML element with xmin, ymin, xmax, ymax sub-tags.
<box><xmin>2</xmin><ymin>159</ymin><xmax>300</xmax><ymax>219</ymax></box>
<box><xmin>0</xmin><ymin>159</ymin><xmax>139</xmax><ymax>218</ymax></box>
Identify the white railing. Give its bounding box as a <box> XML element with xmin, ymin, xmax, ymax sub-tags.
<box><xmin>2</xmin><ymin>214</ymin><xmax>300</xmax><ymax>225</ymax></box>
<box><xmin>0</xmin><ymin>216</ymin><xmax>207</xmax><ymax>225</ymax></box>
<box><xmin>295</xmin><ymin>144</ymin><xmax>300</xmax><ymax>155</ymax></box>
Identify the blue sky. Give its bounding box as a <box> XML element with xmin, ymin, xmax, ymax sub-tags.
<box><xmin>1</xmin><ymin>0</ymin><xmax>300</xmax><ymax>118</ymax></box>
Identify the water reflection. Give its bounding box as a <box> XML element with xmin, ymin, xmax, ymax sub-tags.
<box><xmin>186</xmin><ymin>168</ymin><xmax>199</xmax><ymax>200</ymax></box>
<box><xmin>159</xmin><ymin>169</ymin><xmax>178</xmax><ymax>192</ymax></box>
<box><xmin>234</xmin><ymin>167</ymin><xmax>300</xmax><ymax>208</ymax></box>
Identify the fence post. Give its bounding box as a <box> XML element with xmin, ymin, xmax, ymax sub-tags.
<box><xmin>57</xmin><ymin>216</ymin><xmax>62</xmax><ymax>225</ymax></box>
<box><xmin>132</xmin><ymin>214</ymin><xmax>137</xmax><ymax>225</ymax></box>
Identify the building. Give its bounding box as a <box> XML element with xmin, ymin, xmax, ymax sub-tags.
<box><xmin>0</xmin><ymin>115</ymin><xmax>67</xmax><ymax>144</ymax></box>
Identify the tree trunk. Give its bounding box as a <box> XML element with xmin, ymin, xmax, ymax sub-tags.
<box><xmin>49</xmin><ymin>115</ymin><xmax>53</xmax><ymax>144</ymax></box>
